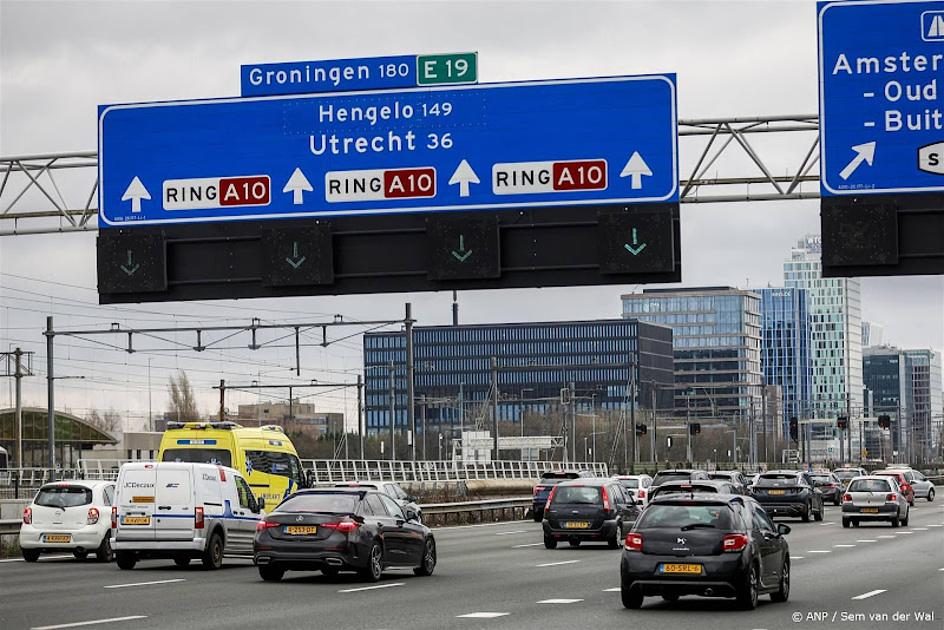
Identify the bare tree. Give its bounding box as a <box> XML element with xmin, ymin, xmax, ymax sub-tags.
<box><xmin>168</xmin><ymin>371</ymin><xmax>200</xmax><ymax>421</ymax></box>
<box><xmin>87</xmin><ymin>407</ymin><xmax>122</xmax><ymax>435</ymax></box>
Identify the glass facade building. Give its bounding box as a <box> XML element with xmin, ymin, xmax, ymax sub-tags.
<box><xmin>620</xmin><ymin>287</ymin><xmax>762</xmax><ymax>417</ymax></box>
<box><xmin>362</xmin><ymin>319</ymin><xmax>674</xmax><ymax>432</ymax></box>
<box><xmin>903</xmin><ymin>349</ymin><xmax>942</xmax><ymax>462</ymax></box>
<box><xmin>862</xmin><ymin>347</ymin><xmax>911</xmax><ymax>458</ymax></box>
<box><xmin>784</xmin><ymin>235</ymin><xmax>863</xmax><ymax>419</ymax></box>
<box><xmin>755</xmin><ymin>288</ymin><xmax>813</xmax><ymax>435</ymax></box>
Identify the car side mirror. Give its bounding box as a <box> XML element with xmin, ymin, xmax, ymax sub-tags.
<box><xmin>777</xmin><ymin>523</ymin><xmax>791</xmax><ymax>536</ymax></box>
<box><xmin>256</xmin><ymin>498</ymin><xmax>265</xmax><ymax>512</ymax></box>
<box><xmin>404</xmin><ymin>507</ymin><xmax>418</xmax><ymax>522</ymax></box>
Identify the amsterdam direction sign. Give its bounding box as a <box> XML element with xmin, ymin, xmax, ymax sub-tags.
<box><xmin>98</xmin><ymin>75</ymin><xmax>678</xmax><ymax>228</ymax></box>
<box><xmin>819</xmin><ymin>0</ymin><xmax>944</xmax><ymax>195</ymax></box>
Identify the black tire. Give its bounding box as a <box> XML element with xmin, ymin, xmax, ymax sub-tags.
<box><xmin>201</xmin><ymin>532</ymin><xmax>224</xmax><ymax>570</ymax></box>
<box><xmin>115</xmin><ymin>550</ymin><xmax>136</xmax><ymax>570</ymax></box>
<box><xmin>901</xmin><ymin>511</ymin><xmax>909</xmax><ymax>527</ymax></box>
<box><xmin>543</xmin><ymin>536</ymin><xmax>558</xmax><ymax>550</ymax></box>
<box><xmin>833</xmin><ymin>497</ymin><xmax>841</xmax><ymax>506</ymax></box>
<box><xmin>73</xmin><ymin>549</ymin><xmax>88</xmax><ymax>560</ymax></box>
<box><xmin>908</xmin><ymin>498</ymin><xmax>915</xmax><ymax>507</ymax></box>
<box><xmin>95</xmin><ymin>536</ymin><xmax>114</xmax><ymax>563</ymax></box>
<box><xmin>621</xmin><ymin>579</ymin><xmax>643</xmax><ymax>609</ymax></box>
<box><xmin>258</xmin><ymin>565</ymin><xmax>284</xmax><ymax>582</ymax></box>
<box><xmin>890</xmin><ymin>517</ymin><xmax>899</xmax><ymax>528</ymax></box>
<box><xmin>414</xmin><ymin>537</ymin><xmax>436</xmax><ymax>576</ymax></box>
<box><xmin>852</xmin><ymin>520</ymin><xmax>860</xmax><ymax>528</ymax></box>
<box><xmin>173</xmin><ymin>556</ymin><xmax>191</xmax><ymax>568</ymax></box>
<box><xmin>568</xmin><ymin>539</ymin><xmax>581</xmax><ymax>548</ymax></box>
<box><xmin>532</xmin><ymin>509</ymin><xmax>543</xmax><ymax>523</ymax></box>
<box><xmin>736</xmin><ymin>563</ymin><xmax>760</xmax><ymax>610</ymax></box>
<box><xmin>842</xmin><ymin>518</ymin><xmax>850</xmax><ymax>528</ymax></box>
<box><xmin>814</xmin><ymin>505</ymin><xmax>824</xmax><ymax>522</ymax></box>
<box><xmin>770</xmin><ymin>559</ymin><xmax>790</xmax><ymax>603</ymax></box>
<box><xmin>358</xmin><ymin>542</ymin><xmax>383</xmax><ymax>582</ymax></box>
<box><xmin>21</xmin><ymin>548</ymin><xmax>40</xmax><ymax>563</ymax></box>
<box><xmin>928</xmin><ymin>489</ymin><xmax>935</xmax><ymax>502</ymax></box>
<box><xmin>607</xmin><ymin>532</ymin><xmax>620</xmax><ymax>549</ymax></box>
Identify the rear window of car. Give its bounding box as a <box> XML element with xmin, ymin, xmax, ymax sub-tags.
<box><xmin>617</xmin><ymin>478</ymin><xmax>640</xmax><ymax>489</ymax></box>
<box><xmin>810</xmin><ymin>475</ymin><xmax>832</xmax><ymax>483</ymax></box>
<box><xmin>874</xmin><ymin>472</ymin><xmax>903</xmax><ymax>481</ymax></box>
<box><xmin>541</xmin><ymin>472</ymin><xmax>579</xmax><ymax>481</ymax></box>
<box><xmin>652</xmin><ymin>472</ymin><xmax>692</xmax><ymax>485</ymax></box>
<box><xmin>658</xmin><ymin>484</ymin><xmax>718</xmax><ymax>495</ymax></box>
<box><xmin>162</xmin><ymin>448</ymin><xmax>232</xmax><ymax>467</ymax></box>
<box><xmin>276</xmin><ymin>493</ymin><xmax>358</xmax><ymax>514</ymax></box>
<box><xmin>708</xmin><ymin>473</ymin><xmax>733</xmax><ymax>482</ymax></box>
<box><xmin>849</xmin><ymin>479</ymin><xmax>891</xmax><ymax>493</ymax></box>
<box><xmin>35</xmin><ymin>485</ymin><xmax>92</xmax><ymax>508</ymax></box>
<box><xmin>756</xmin><ymin>474</ymin><xmax>799</xmax><ymax>487</ymax></box>
<box><xmin>551</xmin><ymin>486</ymin><xmax>601</xmax><ymax>505</ymax></box>
<box><xmin>636</xmin><ymin>503</ymin><xmax>735</xmax><ymax>529</ymax></box>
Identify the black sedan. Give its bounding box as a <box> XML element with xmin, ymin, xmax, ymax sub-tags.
<box><xmin>752</xmin><ymin>471</ymin><xmax>825</xmax><ymax>522</ymax></box>
<box><xmin>543</xmin><ymin>478</ymin><xmax>638</xmax><ymax>549</ymax></box>
<box><xmin>809</xmin><ymin>472</ymin><xmax>843</xmax><ymax>506</ymax></box>
<box><xmin>253</xmin><ymin>489</ymin><xmax>436</xmax><ymax>582</ymax></box>
<box><xmin>620</xmin><ymin>494</ymin><xmax>791</xmax><ymax>610</ymax></box>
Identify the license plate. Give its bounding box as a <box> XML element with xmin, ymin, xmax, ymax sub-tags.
<box><xmin>769</xmin><ymin>490</ymin><xmax>786</xmax><ymax>495</ymax></box>
<box><xmin>563</xmin><ymin>521</ymin><xmax>590</xmax><ymax>529</ymax></box>
<box><xmin>861</xmin><ymin>508</ymin><xmax>879</xmax><ymax>513</ymax></box>
<box><xmin>662</xmin><ymin>563</ymin><xmax>701</xmax><ymax>575</ymax></box>
<box><xmin>284</xmin><ymin>525</ymin><xmax>318</xmax><ymax>535</ymax></box>
<box><xmin>131</xmin><ymin>496</ymin><xmax>154</xmax><ymax>504</ymax></box>
<box><xmin>122</xmin><ymin>516</ymin><xmax>150</xmax><ymax>525</ymax></box>
<box><xmin>44</xmin><ymin>534</ymin><xmax>71</xmax><ymax>543</ymax></box>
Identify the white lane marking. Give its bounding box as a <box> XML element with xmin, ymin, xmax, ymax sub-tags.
<box><xmin>456</xmin><ymin>612</ymin><xmax>510</xmax><ymax>619</ymax></box>
<box><xmin>512</xmin><ymin>543</ymin><xmax>545</xmax><ymax>548</ymax></box>
<box><xmin>898</xmin><ymin>531</ymin><xmax>914</xmax><ymax>534</ymax></box>
<box><xmin>495</xmin><ymin>530</ymin><xmax>529</xmax><ymax>536</ymax></box>
<box><xmin>877</xmin><ymin>535</ymin><xmax>897</xmax><ymax>539</ymax></box>
<box><xmin>603</xmin><ymin>587</ymin><xmax>621</xmax><ymax>592</ymax></box>
<box><xmin>337</xmin><ymin>582</ymin><xmax>405</xmax><ymax>593</ymax></box>
<box><xmin>104</xmin><ymin>578</ymin><xmax>186</xmax><ymax>589</ymax></box>
<box><xmin>833</xmin><ymin>544</ymin><xmax>856</xmax><ymax>548</ymax></box>
<box><xmin>538</xmin><ymin>598</ymin><xmax>584</xmax><ymax>604</ymax></box>
<box><xmin>790</xmin><ymin>556</ymin><xmax>805</xmax><ymax>560</ymax></box>
<box><xmin>31</xmin><ymin>616</ymin><xmax>147</xmax><ymax>630</ymax></box>
<box><xmin>807</xmin><ymin>550</ymin><xmax>831</xmax><ymax>554</ymax></box>
<box><xmin>938</xmin><ymin>568</ymin><xmax>944</xmax><ymax>572</ymax></box>
<box><xmin>851</xmin><ymin>589</ymin><xmax>886</xmax><ymax>600</ymax></box>
<box><xmin>856</xmin><ymin>539</ymin><xmax>877</xmax><ymax>543</ymax></box>
<box><xmin>820</xmin><ymin>522</ymin><xmax>836</xmax><ymax>526</ymax></box>
<box><xmin>535</xmin><ymin>559</ymin><xmax>581</xmax><ymax>567</ymax></box>
<box><xmin>911</xmin><ymin>528</ymin><xmax>928</xmax><ymax>531</ymax></box>
<box><xmin>928</xmin><ymin>524</ymin><xmax>942</xmax><ymax>527</ymax></box>
<box><xmin>0</xmin><ymin>554</ymin><xmax>73</xmax><ymax>564</ymax></box>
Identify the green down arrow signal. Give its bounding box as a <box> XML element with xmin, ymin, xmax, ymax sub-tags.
<box><xmin>451</xmin><ymin>235</ymin><xmax>473</xmax><ymax>262</ymax></box>
<box><xmin>624</xmin><ymin>228</ymin><xmax>647</xmax><ymax>256</ymax></box>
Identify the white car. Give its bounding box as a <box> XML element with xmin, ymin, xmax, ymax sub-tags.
<box><xmin>903</xmin><ymin>469</ymin><xmax>936</xmax><ymax>502</ymax></box>
<box><xmin>112</xmin><ymin>462</ymin><xmax>262</xmax><ymax>570</ymax></box>
<box><xmin>20</xmin><ymin>480</ymin><xmax>116</xmax><ymax>562</ymax></box>
<box><xmin>612</xmin><ymin>474</ymin><xmax>653</xmax><ymax>506</ymax></box>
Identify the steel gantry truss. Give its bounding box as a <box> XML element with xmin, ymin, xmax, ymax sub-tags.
<box><xmin>0</xmin><ymin>115</ymin><xmax>821</xmax><ymax>236</ymax></box>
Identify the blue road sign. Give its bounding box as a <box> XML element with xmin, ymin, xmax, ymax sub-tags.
<box><xmin>241</xmin><ymin>55</ymin><xmax>419</xmax><ymax>96</ymax></box>
<box><xmin>819</xmin><ymin>0</ymin><xmax>944</xmax><ymax>196</ymax></box>
<box><xmin>98</xmin><ymin>75</ymin><xmax>677</xmax><ymax>228</ymax></box>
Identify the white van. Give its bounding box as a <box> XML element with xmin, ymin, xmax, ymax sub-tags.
<box><xmin>112</xmin><ymin>462</ymin><xmax>264</xmax><ymax>570</ymax></box>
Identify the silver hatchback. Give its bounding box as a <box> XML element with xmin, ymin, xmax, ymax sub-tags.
<box><xmin>841</xmin><ymin>476</ymin><xmax>909</xmax><ymax>528</ymax></box>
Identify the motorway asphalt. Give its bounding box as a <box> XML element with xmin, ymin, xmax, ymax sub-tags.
<box><xmin>0</xmin><ymin>502</ymin><xmax>941</xmax><ymax>630</ymax></box>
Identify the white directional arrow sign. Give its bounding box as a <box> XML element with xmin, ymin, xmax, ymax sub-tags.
<box><xmin>448</xmin><ymin>159</ymin><xmax>480</xmax><ymax>197</ymax></box>
<box><xmin>283</xmin><ymin>167</ymin><xmax>313</xmax><ymax>205</ymax></box>
<box><xmin>838</xmin><ymin>141</ymin><xmax>876</xmax><ymax>181</ymax></box>
<box><xmin>619</xmin><ymin>152</ymin><xmax>652</xmax><ymax>190</ymax></box>
<box><xmin>121</xmin><ymin>176</ymin><xmax>151</xmax><ymax>213</ymax></box>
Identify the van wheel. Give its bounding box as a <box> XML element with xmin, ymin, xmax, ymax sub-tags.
<box><xmin>258</xmin><ymin>565</ymin><xmax>284</xmax><ymax>582</ymax></box>
<box><xmin>22</xmin><ymin>548</ymin><xmax>40</xmax><ymax>563</ymax></box>
<box><xmin>95</xmin><ymin>536</ymin><xmax>114</xmax><ymax>563</ymax></box>
<box><xmin>201</xmin><ymin>532</ymin><xmax>224</xmax><ymax>570</ymax></box>
<box><xmin>358</xmin><ymin>542</ymin><xmax>383</xmax><ymax>582</ymax></box>
<box><xmin>116</xmin><ymin>551</ymin><xmax>137</xmax><ymax>570</ymax></box>
<box><xmin>173</xmin><ymin>556</ymin><xmax>191</xmax><ymax>568</ymax></box>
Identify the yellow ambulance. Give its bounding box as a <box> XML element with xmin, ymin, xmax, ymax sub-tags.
<box><xmin>158</xmin><ymin>422</ymin><xmax>306</xmax><ymax>508</ymax></box>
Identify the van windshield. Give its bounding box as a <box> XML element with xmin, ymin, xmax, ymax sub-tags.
<box><xmin>245</xmin><ymin>450</ymin><xmax>304</xmax><ymax>484</ymax></box>
<box><xmin>162</xmin><ymin>448</ymin><xmax>232</xmax><ymax>467</ymax></box>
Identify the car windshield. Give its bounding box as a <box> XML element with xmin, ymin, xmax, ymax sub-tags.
<box><xmin>617</xmin><ymin>478</ymin><xmax>640</xmax><ymax>489</ymax></box>
<box><xmin>849</xmin><ymin>479</ymin><xmax>891</xmax><ymax>493</ymax></box>
<box><xmin>162</xmin><ymin>448</ymin><xmax>232</xmax><ymax>467</ymax></box>
<box><xmin>652</xmin><ymin>472</ymin><xmax>692</xmax><ymax>485</ymax></box>
<box><xmin>834</xmin><ymin>471</ymin><xmax>857</xmax><ymax>480</ymax></box>
<box><xmin>756</xmin><ymin>474</ymin><xmax>799</xmax><ymax>487</ymax></box>
<box><xmin>276</xmin><ymin>493</ymin><xmax>358</xmax><ymax>514</ymax></box>
<box><xmin>636</xmin><ymin>504</ymin><xmax>734</xmax><ymax>529</ymax></box>
<box><xmin>551</xmin><ymin>486</ymin><xmax>601</xmax><ymax>505</ymax></box>
<box><xmin>35</xmin><ymin>485</ymin><xmax>92</xmax><ymax>508</ymax></box>
<box><xmin>810</xmin><ymin>475</ymin><xmax>832</xmax><ymax>484</ymax></box>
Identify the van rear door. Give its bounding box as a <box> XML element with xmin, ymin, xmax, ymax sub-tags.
<box><xmin>116</xmin><ymin>466</ymin><xmax>157</xmax><ymax>541</ymax></box>
<box><xmin>154</xmin><ymin>466</ymin><xmax>195</xmax><ymax>541</ymax></box>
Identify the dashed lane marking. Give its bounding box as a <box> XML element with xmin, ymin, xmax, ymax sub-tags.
<box><xmin>338</xmin><ymin>582</ymin><xmax>405</xmax><ymax>593</ymax></box>
<box><xmin>31</xmin><ymin>616</ymin><xmax>147</xmax><ymax>630</ymax></box>
<box><xmin>537</xmin><ymin>599</ymin><xmax>584</xmax><ymax>604</ymax></box>
<box><xmin>456</xmin><ymin>612</ymin><xmax>510</xmax><ymax>619</ymax></box>
<box><xmin>603</xmin><ymin>587</ymin><xmax>621</xmax><ymax>592</ymax></box>
<box><xmin>495</xmin><ymin>530</ymin><xmax>529</xmax><ymax>536</ymax></box>
<box><xmin>877</xmin><ymin>535</ymin><xmax>897</xmax><ymax>539</ymax></box>
<box><xmin>0</xmin><ymin>555</ymin><xmax>73</xmax><ymax>564</ymax></box>
<box><xmin>535</xmin><ymin>560</ymin><xmax>581</xmax><ymax>567</ymax></box>
<box><xmin>820</xmin><ymin>522</ymin><xmax>836</xmax><ymax>526</ymax></box>
<box><xmin>855</xmin><ymin>539</ymin><xmax>877</xmax><ymax>543</ymax></box>
<box><xmin>807</xmin><ymin>550</ymin><xmax>831</xmax><ymax>554</ymax></box>
<box><xmin>833</xmin><ymin>544</ymin><xmax>856</xmax><ymax>548</ymax></box>
<box><xmin>790</xmin><ymin>556</ymin><xmax>805</xmax><ymax>560</ymax></box>
<box><xmin>104</xmin><ymin>579</ymin><xmax>186</xmax><ymax>589</ymax></box>
<box><xmin>851</xmin><ymin>589</ymin><xmax>886</xmax><ymax>600</ymax></box>
<box><xmin>897</xmin><ymin>531</ymin><xmax>914</xmax><ymax>534</ymax></box>
<box><xmin>911</xmin><ymin>528</ymin><xmax>928</xmax><ymax>531</ymax></box>
<box><xmin>512</xmin><ymin>543</ymin><xmax>545</xmax><ymax>548</ymax></box>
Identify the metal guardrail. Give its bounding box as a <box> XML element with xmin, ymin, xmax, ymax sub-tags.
<box><xmin>1</xmin><ymin>519</ymin><xmax>22</xmax><ymax>537</ymax></box>
<box><xmin>303</xmin><ymin>460</ymin><xmax>608</xmax><ymax>484</ymax></box>
<box><xmin>419</xmin><ymin>497</ymin><xmax>532</xmax><ymax>516</ymax></box>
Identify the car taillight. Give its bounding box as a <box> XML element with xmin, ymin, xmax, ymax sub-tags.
<box><xmin>195</xmin><ymin>506</ymin><xmax>205</xmax><ymax>529</ymax></box>
<box><xmin>722</xmin><ymin>533</ymin><xmax>749</xmax><ymax>552</ymax></box>
<box><xmin>256</xmin><ymin>520</ymin><xmax>280</xmax><ymax>532</ymax></box>
<box><xmin>842</xmin><ymin>493</ymin><xmax>852</xmax><ymax>503</ymax></box>
<box><xmin>87</xmin><ymin>507</ymin><xmax>100</xmax><ymax>525</ymax></box>
<box><xmin>111</xmin><ymin>506</ymin><xmax>118</xmax><ymax>529</ymax></box>
<box><xmin>533</xmin><ymin>485</ymin><xmax>545</xmax><ymax>496</ymax></box>
<box><xmin>323</xmin><ymin>520</ymin><xmax>360</xmax><ymax>534</ymax></box>
<box><xmin>601</xmin><ymin>486</ymin><xmax>611</xmax><ymax>512</ymax></box>
<box><xmin>901</xmin><ymin>484</ymin><xmax>911</xmax><ymax>493</ymax></box>
<box><xmin>625</xmin><ymin>532</ymin><xmax>643</xmax><ymax>551</ymax></box>
<box><xmin>545</xmin><ymin>486</ymin><xmax>558</xmax><ymax>511</ymax></box>
<box><xmin>637</xmin><ymin>489</ymin><xmax>646</xmax><ymax>500</ymax></box>
<box><xmin>23</xmin><ymin>506</ymin><xmax>32</xmax><ymax>525</ymax></box>
<box><xmin>886</xmin><ymin>493</ymin><xmax>898</xmax><ymax>502</ymax></box>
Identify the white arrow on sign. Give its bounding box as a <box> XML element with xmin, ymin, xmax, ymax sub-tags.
<box><xmin>619</xmin><ymin>152</ymin><xmax>652</xmax><ymax>190</ymax></box>
<box><xmin>448</xmin><ymin>159</ymin><xmax>480</xmax><ymax>197</ymax></box>
<box><xmin>283</xmin><ymin>167</ymin><xmax>313</xmax><ymax>205</ymax></box>
<box><xmin>838</xmin><ymin>141</ymin><xmax>876</xmax><ymax>181</ymax></box>
<box><xmin>121</xmin><ymin>176</ymin><xmax>151</xmax><ymax>213</ymax></box>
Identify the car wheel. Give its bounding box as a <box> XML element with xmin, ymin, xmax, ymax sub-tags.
<box><xmin>770</xmin><ymin>559</ymin><xmax>790</xmax><ymax>603</ymax></box>
<box><xmin>852</xmin><ymin>519</ymin><xmax>860</xmax><ymax>528</ymax></box>
<box><xmin>532</xmin><ymin>509</ymin><xmax>543</xmax><ymax>523</ymax></box>
<box><xmin>928</xmin><ymin>489</ymin><xmax>935</xmax><ymax>502</ymax></box>
<box><xmin>414</xmin><ymin>537</ymin><xmax>437</xmax><ymax>576</ymax></box>
<box><xmin>890</xmin><ymin>517</ymin><xmax>899</xmax><ymax>528</ymax></box>
<box><xmin>607</xmin><ymin>532</ymin><xmax>620</xmax><ymax>549</ymax></box>
<box><xmin>842</xmin><ymin>518</ymin><xmax>850</xmax><ymax>528</ymax></box>
<box><xmin>258</xmin><ymin>565</ymin><xmax>284</xmax><ymax>582</ymax></box>
<box><xmin>833</xmin><ymin>496</ymin><xmax>841</xmax><ymax>506</ymax></box>
<box><xmin>173</xmin><ymin>555</ymin><xmax>191</xmax><ymax>568</ymax></box>
<box><xmin>801</xmin><ymin>504</ymin><xmax>811</xmax><ymax>523</ymax></box>
<box><xmin>568</xmin><ymin>539</ymin><xmax>581</xmax><ymax>548</ymax></box>
<box><xmin>908</xmin><ymin>498</ymin><xmax>914</xmax><ymax>507</ymax></box>
<box><xmin>115</xmin><ymin>551</ymin><xmax>136</xmax><ymax>570</ymax></box>
<box><xmin>21</xmin><ymin>548</ymin><xmax>40</xmax><ymax>563</ymax></box>
<box><xmin>73</xmin><ymin>549</ymin><xmax>88</xmax><ymax>560</ymax></box>
<box><xmin>95</xmin><ymin>535</ymin><xmax>114</xmax><ymax>563</ymax></box>
<box><xmin>737</xmin><ymin>563</ymin><xmax>760</xmax><ymax>610</ymax></box>
<box><xmin>543</xmin><ymin>536</ymin><xmax>558</xmax><ymax>550</ymax></box>
<box><xmin>813</xmin><ymin>507</ymin><xmax>823</xmax><ymax>522</ymax></box>
<box><xmin>359</xmin><ymin>542</ymin><xmax>384</xmax><ymax>582</ymax></box>
<box><xmin>901</xmin><ymin>511</ymin><xmax>909</xmax><ymax>527</ymax></box>
<box><xmin>621</xmin><ymin>579</ymin><xmax>643</xmax><ymax>609</ymax></box>
<box><xmin>200</xmin><ymin>532</ymin><xmax>224</xmax><ymax>570</ymax></box>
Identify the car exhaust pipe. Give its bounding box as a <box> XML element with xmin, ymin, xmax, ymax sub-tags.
<box><xmin>703</xmin><ymin>588</ymin><xmax>714</xmax><ymax>596</ymax></box>
<box><xmin>325</xmin><ymin>557</ymin><xmax>343</xmax><ymax>566</ymax></box>
<box><xmin>255</xmin><ymin>556</ymin><xmax>271</xmax><ymax>565</ymax></box>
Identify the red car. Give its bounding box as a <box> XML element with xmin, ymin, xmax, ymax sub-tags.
<box><xmin>872</xmin><ymin>470</ymin><xmax>916</xmax><ymax>506</ymax></box>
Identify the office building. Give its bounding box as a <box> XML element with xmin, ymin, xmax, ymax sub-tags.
<box><xmin>236</xmin><ymin>402</ymin><xmax>345</xmax><ymax>437</ymax></box>
<box><xmin>362</xmin><ymin>319</ymin><xmax>674</xmax><ymax>432</ymax></box>
<box><xmin>862</xmin><ymin>346</ymin><xmax>911</xmax><ymax>459</ymax></box>
<box><xmin>902</xmin><ymin>349</ymin><xmax>942</xmax><ymax>462</ymax></box>
<box><xmin>862</xmin><ymin>321</ymin><xmax>885</xmax><ymax>347</ymax></box>
<box><xmin>621</xmin><ymin>287</ymin><xmax>763</xmax><ymax>417</ymax></box>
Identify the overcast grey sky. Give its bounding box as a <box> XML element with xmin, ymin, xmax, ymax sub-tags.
<box><xmin>1</xmin><ymin>0</ymin><xmax>941</xmax><ymax>429</ymax></box>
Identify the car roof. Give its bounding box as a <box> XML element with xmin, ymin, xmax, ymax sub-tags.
<box><xmin>849</xmin><ymin>475</ymin><xmax>894</xmax><ymax>481</ymax></box>
<box><xmin>40</xmin><ymin>479</ymin><xmax>112</xmax><ymax>489</ymax></box>
<box><xmin>762</xmin><ymin>470</ymin><xmax>802</xmax><ymax>475</ymax></box>
<box><xmin>556</xmin><ymin>478</ymin><xmax>612</xmax><ymax>487</ymax></box>
<box><xmin>708</xmin><ymin>471</ymin><xmax>739</xmax><ymax>477</ymax></box>
<box><xmin>648</xmin><ymin>492</ymin><xmax>749</xmax><ymax>506</ymax></box>
<box><xmin>656</xmin><ymin>479</ymin><xmax>733</xmax><ymax>490</ymax></box>
<box><xmin>613</xmin><ymin>474</ymin><xmax>649</xmax><ymax>479</ymax></box>
<box><xmin>655</xmin><ymin>469</ymin><xmax>702</xmax><ymax>474</ymax></box>
<box><xmin>873</xmin><ymin>470</ymin><xmax>905</xmax><ymax>476</ymax></box>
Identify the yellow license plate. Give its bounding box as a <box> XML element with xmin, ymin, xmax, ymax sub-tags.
<box><xmin>284</xmin><ymin>525</ymin><xmax>318</xmax><ymax>535</ymax></box>
<box><xmin>131</xmin><ymin>496</ymin><xmax>154</xmax><ymax>504</ymax></box>
<box><xmin>662</xmin><ymin>563</ymin><xmax>702</xmax><ymax>575</ymax></box>
<box><xmin>44</xmin><ymin>534</ymin><xmax>71</xmax><ymax>543</ymax></box>
<box><xmin>564</xmin><ymin>521</ymin><xmax>590</xmax><ymax>529</ymax></box>
<box><xmin>122</xmin><ymin>516</ymin><xmax>150</xmax><ymax>525</ymax></box>
<box><xmin>769</xmin><ymin>490</ymin><xmax>786</xmax><ymax>495</ymax></box>
<box><xmin>861</xmin><ymin>508</ymin><xmax>879</xmax><ymax>513</ymax></box>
